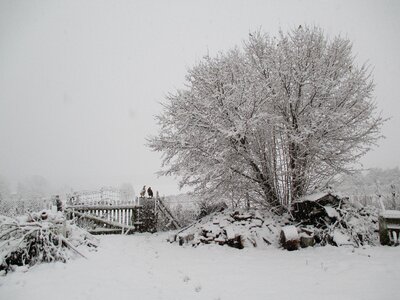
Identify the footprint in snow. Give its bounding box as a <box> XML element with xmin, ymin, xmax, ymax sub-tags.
<box><xmin>183</xmin><ymin>275</ymin><xmax>190</xmax><ymax>283</ymax></box>
<box><xmin>195</xmin><ymin>285</ymin><xmax>202</xmax><ymax>293</ymax></box>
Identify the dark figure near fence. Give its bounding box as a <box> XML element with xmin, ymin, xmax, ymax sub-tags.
<box><xmin>147</xmin><ymin>187</ymin><xmax>153</xmax><ymax>198</ymax></box>
<box><xmin>55</xmin><ymin>195</ymin><xmax>62</xmax><ymax>212</ymax></box>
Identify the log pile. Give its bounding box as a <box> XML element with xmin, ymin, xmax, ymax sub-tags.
<box><xmin>0</xmin><ymin>210</ymin><xmax>98</xmax><ymax>274</ymax></box>
<box><xmin>169</xmin><ymin>209</ymin><xmax>287</xmax><ymax>249</ymax></box>
<box><xmin>170</xmin><ymin>193</ymin><xmax>379</xmax><ymax>251</ymax></box>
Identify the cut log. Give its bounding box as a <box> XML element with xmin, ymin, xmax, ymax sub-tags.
<box><xmin>219</xmin><ymin>219</ymin><xmax>231</xmax><ymax>228</ymax></box>
<box><xmin>214</xmin><ymin>236</ymin><xmax>226</xmax><ymax>245</ymax></box>
<box><xmin>300</xmin><ymin>235</ymin><xmax>315</xmax><ymax>248</ymax></box>
<box><xmin>225</xmin><ymin>227</ymin><xmax>237</xmax><ymax>240</ymax></box>
<box><xmin>280</xmin><ymin>226</ymin><xmax>300</xmax><ymax>251</ymax></box>
<box><xmin>249</xmin><ymin>219</ymin><xmax>263</xmax><ymax>228</ymax></box>
<box><xmin>178</xmin><ymin>233</ymin><xmax>194</xmax><ymax>245</ymax></box>
<box><xmin>232</xmin><ymin>213</ymin><xmax>252</xmax><ymax>221</ymax></box>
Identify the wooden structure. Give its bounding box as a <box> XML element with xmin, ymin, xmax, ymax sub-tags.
<box><xmin>379</xmin><ymin>210</ymin><xmax>400</xmax><ymax>246</ymax></box>
<box><xmin>65</xmin><ymin>194</ymin><xmax>181</xmax><ymax>234</ymax></box>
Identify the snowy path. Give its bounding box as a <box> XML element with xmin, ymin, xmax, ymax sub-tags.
<box><xmin>1</xmin><ymin>234</ymin><xmax>399</xmax><ymax>300</ymax></box>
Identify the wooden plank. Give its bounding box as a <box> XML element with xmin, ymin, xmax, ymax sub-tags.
<box><xmin>89</xmin><ymin>228</ymin><xmax>123</xmax><ymax>235</ymax></box>
<box><xmin>387</xmin><ymin>224</ymin><xmax>400</xmax><ymax>230</ymax></box>
<box><xmin>124</xmin><ymin>209</ymin><xmax>127</xmax><ymax>225</ymax></box>
<box><xmin>157</xmin><ymin>198</ymin><xmax>181</xmax><ymax>229</ymax></box>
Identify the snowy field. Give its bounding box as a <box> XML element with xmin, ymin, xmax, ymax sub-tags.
<box><xmin>1</xmin><ymin>233</ymin><xmax>399</xmax><ymax>300</ymax></box>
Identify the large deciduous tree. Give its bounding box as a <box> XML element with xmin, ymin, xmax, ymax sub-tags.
<box><xmin>148</xmin><ymin>26</ymin><xmax>384</xmax><ymax>208</ymax></box>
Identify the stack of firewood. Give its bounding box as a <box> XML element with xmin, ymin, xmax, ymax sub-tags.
<box><xmin>0</xmin><ymin>210</ymin><xmax>98</xmax><ymax>274</ymax></box>
<box><xmin>170</xmin><ymin>199</ymin><xmax>379</xmax><ymax>251</ymax></box>
<box><xmin>169</xmin><ymin>210</ymin><xmax>287</xmax><ymax>249</ymax></box>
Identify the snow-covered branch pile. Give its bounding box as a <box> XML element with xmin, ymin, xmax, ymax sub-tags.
<box><xmin>316</xmin><ymin>204</ymin><xmax>379</xmax><ymax>246</ymax></box>
<box><xmin>292</xmin><ymin>197</ymin><xmax>379</xmax><ymax>248</ymax></box>
<box><xmin>0</xmin><ymin>210</ymin><xmax>98</xmax><ymax>274</ymax></box>
<box><xmin>169</xmin><ymin>209</ymin><xmax>288</xmax><ymax>249</ymax></box>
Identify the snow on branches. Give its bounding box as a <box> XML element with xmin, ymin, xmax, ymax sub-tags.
<box><xmin>149</xmin><ymin>26</ymin><xmax>384</xmax><ymax>208</ymax></box>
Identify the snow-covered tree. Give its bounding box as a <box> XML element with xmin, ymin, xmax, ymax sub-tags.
<box><xmin>0</xmin><ymin>176</ymin><xmax>9</xmax><ymax>202</ymax></box>
<box><xmin>335</xmin><ymin>167</ymin><xmax>400</xmax><ymax>208</ymax></box>
<box><xmin>149</xmin><ymin>26</ymin><xmax>384</xmax><ymax>208</ymax></box>
<box><xmin>0</xmin><ymin>176</ymin><xmax>12</xmax><ymax>215</ymax></box>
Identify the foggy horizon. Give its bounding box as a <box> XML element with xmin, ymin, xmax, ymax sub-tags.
<box><xmin>1</xmin><ymin>0</ymin><xmax>399</xmax><ymax>196</ymax></box>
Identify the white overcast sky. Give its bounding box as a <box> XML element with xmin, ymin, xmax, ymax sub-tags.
<box><xmin>0</xmin><ymin>0</ymin><xmax>399</xmax><ymax>195</ymax></box>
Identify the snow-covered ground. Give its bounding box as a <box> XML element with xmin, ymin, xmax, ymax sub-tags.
<box><xmin>1</xmin><ymin>233</ymin><xmax>399</xmax><ymax>300</ymax></box>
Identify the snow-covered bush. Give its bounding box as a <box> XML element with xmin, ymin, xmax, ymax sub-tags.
<box><xmin>197</xmin><ymin>199</ymin><xmax>228</xmax><ymax>219</ymax></box>
<box><xmin>335</xmin><ymin>168</ymin><xmax>400</xmax><ymax>209</ymax></box>
<box><xmin>0</xmin><ymin>176</ymin><xmax>52</xmax><ymax>217</ymax></box>
<box><xmin>169</xmin><ymin>203</ymin><xmax>198</xmax><ymax>228</ymax></box>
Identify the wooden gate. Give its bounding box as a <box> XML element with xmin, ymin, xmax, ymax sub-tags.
<box><xmin>66</xmin><ymin>203</ymin><xmax>141</xmax><ymax>234</ymax></box>
<box><xmin>65</xmin><ymin>194</ymin><xmax>181</xmax><ymax>234</ymax></box>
